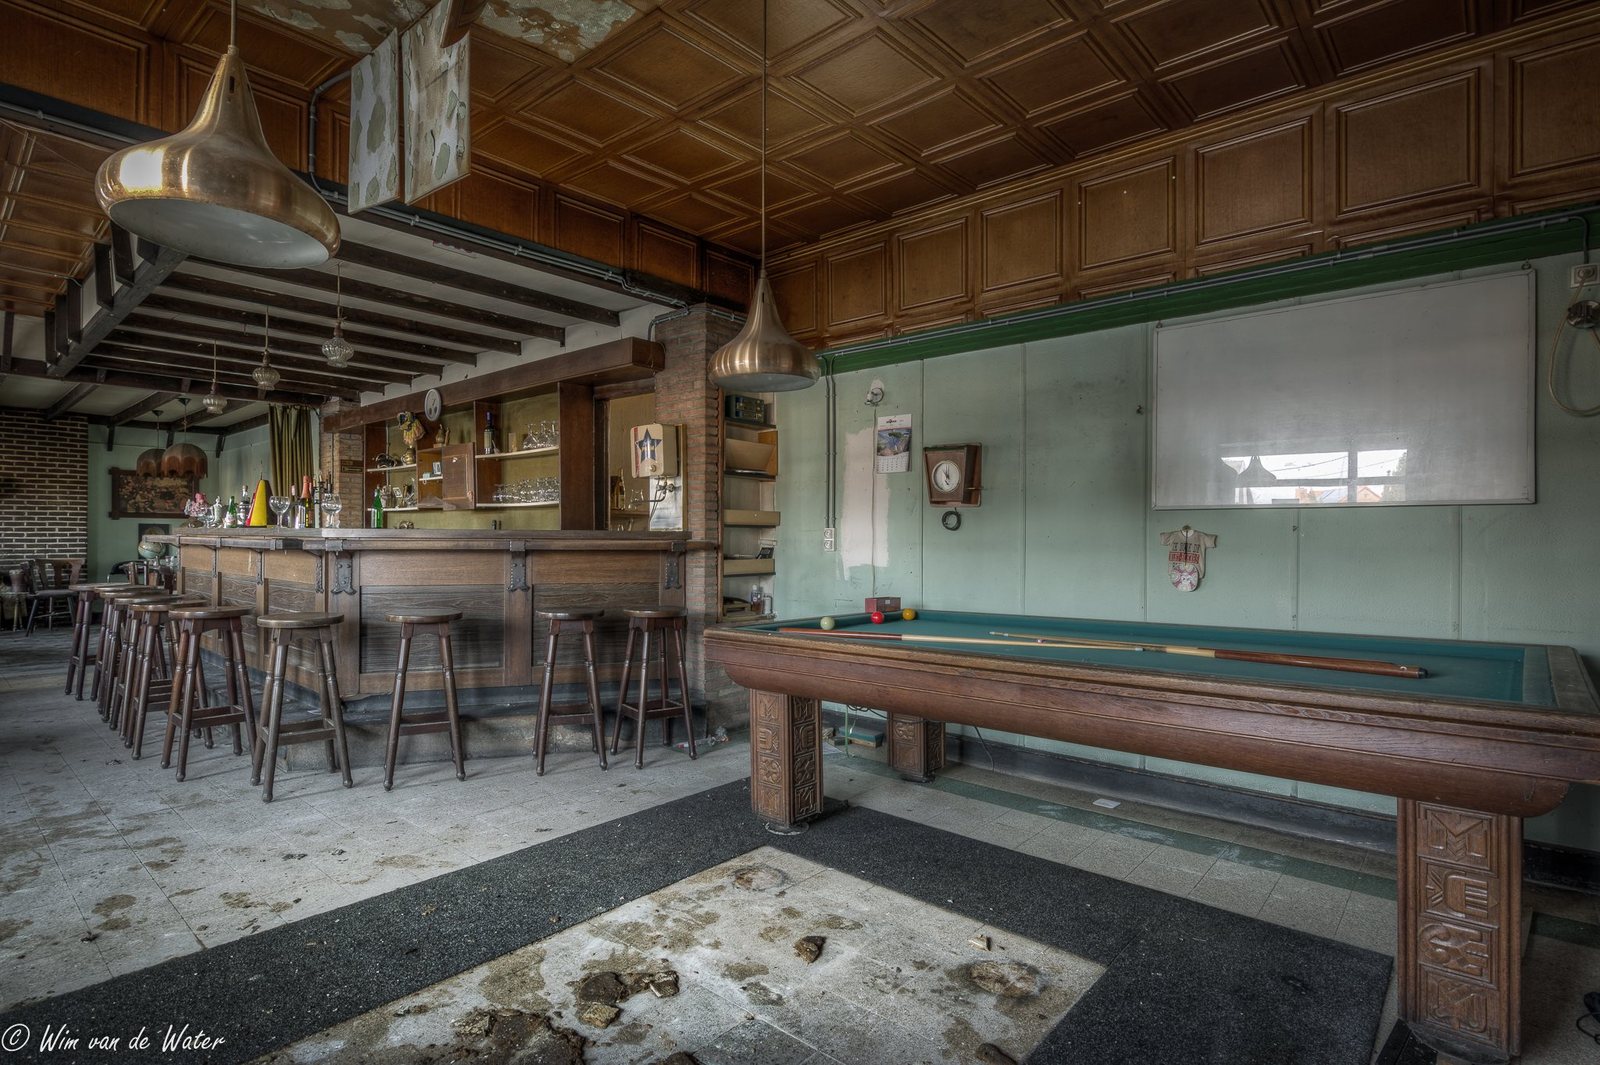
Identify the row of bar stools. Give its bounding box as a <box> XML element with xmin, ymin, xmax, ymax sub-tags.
<box><xmin>95</xmin><ymin>587</ymin><xmax>173</xmax><ymax>720</ymax></box>
<box><xmin>162</xmin><ymin>605</ymin><xmax>256</xmax><ymax>783</ymax></box>
<box><xmin>253</xmin><ymin>613</ymin><xmax>351</xmax><ymax>802</ymax></box>
<box><xmin>383</xmin><ymin>611</ymin><xmax>467</xmax><ymax>790</ymax></box>
<box><xmin>611</xmin><ymin>607</ymin><xmax>694</xmax><ymax>770</ymax></box>
<box><xmin>122</xmin><ymin>596</ymin><xmax>206</xmax><ymax>757</ymax></box>
<box><xmin>534</xmin><ymin>609</ymin><xmax>607</xmax><ymax>776</ymax></box>
<box><xmin>64</xmin><ymin>580</ymin><xmax>126</xmax><ymax>700</ymax></box>
<box><xmin>110</xmin><ymin>593</ymin><xmax>191</xmax><ymax>737</ymax></box>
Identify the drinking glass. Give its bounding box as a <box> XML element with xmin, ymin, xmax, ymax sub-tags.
<box><xmin>268</xmin><ymin>495</ymin><xmax>291</xmax><ymax>526</ymax></box>
<box><xmin>319</xmin><ymin>496</ymin><xmax>342</xmax><ymax>529</ymax></box>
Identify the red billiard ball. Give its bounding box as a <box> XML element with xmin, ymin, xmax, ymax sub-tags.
<box><xmin>870</xmin><ymin>611</ymin><xmax>885</xmax><ymax>624</ymax></box>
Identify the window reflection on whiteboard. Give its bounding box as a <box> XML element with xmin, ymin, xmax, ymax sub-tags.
<box><xmin>1219</xmin><ymin>450</ymin><xmax>1408</xmax><ymax>505</ymax></box>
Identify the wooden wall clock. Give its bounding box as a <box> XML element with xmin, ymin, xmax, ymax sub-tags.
<box><xmin>923</xmin><ymin>444</ymin><xmax>982</xmax><ymax>508</ymax></box>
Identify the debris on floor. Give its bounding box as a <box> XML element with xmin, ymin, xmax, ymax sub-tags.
<box><xmin>449</xmin><ymin>1007</ymin><xmax>585</xmax><ymax>1065</ymax></box>
<box><xmin>793</xmin><ymin>934</ymin><xmax>826</xmax><ymax>963</ymax></box>
<box><xmin>968</xmin><ymin>960</ymin><xmax>1043</xmax><ymax>999</ymax></box>
<box><xmin>975</xmin><ymin>1043</ymin><xmax>1018</xmax><ymax>1065</ymax></box>
<box><xmin>968</xmin><ymin>934</ymin><xmax>991</xmax><ymax>951</ymax></box>
<box><xmin>576</xmin><ymin>1001</ymin><xmax>620</xmax><ymax>1029</ymax></box>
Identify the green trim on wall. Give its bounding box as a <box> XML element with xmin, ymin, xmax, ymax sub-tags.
<box><xmin>823</xmin><ymin>205</ymin><xmax>1600</xmax><ymax>375</ymax></box>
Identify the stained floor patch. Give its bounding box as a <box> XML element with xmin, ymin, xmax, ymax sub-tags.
<box><xmin>252</xmin><ymin>848</ymin><xmax>1105</xmax><ymax>1064</ymax></box>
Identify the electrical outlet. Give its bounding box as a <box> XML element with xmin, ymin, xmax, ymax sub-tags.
<box><xmin>1571</xmin><ymin>263</ymin><xmax>1598</xmax><ymax>289</ymax></box>
<box><xmin>822</xmin><ymin>527</ymin><xmax>836</xmax><ymax>551</ymax></box>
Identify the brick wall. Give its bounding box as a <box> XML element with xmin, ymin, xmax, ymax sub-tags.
<box><xmin>653</xmin><ymin>306</ymin><xmax>744</xmax><ymax>728</ymax></box>
<box><xmin>319</xmin><ymin>399</ymin><xmax>367</xmax><ymax>529</ymax></box>
<box><xmin>0</xmin><ymin>408</ymin><xmax>89</xmax><ymax>572</ymax></box>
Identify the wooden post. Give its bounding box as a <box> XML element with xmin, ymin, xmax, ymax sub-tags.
<box><xmin>750</xmin><ymin>690</ymin><xmax>823</xmax><ymax>827</ymax></box>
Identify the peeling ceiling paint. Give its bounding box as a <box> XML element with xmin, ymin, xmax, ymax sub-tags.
<box><xmin>240</xmin><ymin>0</ymin><xmax>651</xmax><ymax>60</ymax></box>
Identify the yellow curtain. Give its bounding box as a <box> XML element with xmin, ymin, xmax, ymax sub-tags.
<box><xmin>269</xmin><ymin>407</ymin><xmax>314</xmax><ymax>494</ymax></box>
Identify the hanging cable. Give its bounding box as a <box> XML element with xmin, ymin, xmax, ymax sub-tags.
<box><xmin>1547</xmin><ymin>283</ymin><xmax>1600</xmax><ymax>417</ymax></box>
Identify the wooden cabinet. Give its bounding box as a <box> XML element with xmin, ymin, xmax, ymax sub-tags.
<box><xmin>721</xmin><ymin>394</ymin><xmax>780</xmax><ymax>621</ymax></box>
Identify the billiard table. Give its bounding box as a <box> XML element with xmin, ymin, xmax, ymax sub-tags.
<box><xmin>704</xmin><ymin>610</ymin><xmax>1600</xmax><ymax>1065</ymax></box>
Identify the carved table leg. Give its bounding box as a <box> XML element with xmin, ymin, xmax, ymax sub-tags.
<box><xmin>888</xmin><ymin>712</ymin><xmax>946</xmax><ymax>782</ymax></box>
<box><xmin>1397</xmin><ymin>799</ymin><xmax>1521</xmax><ymax>1065</ymax></box>
<box><xmin>749</xmin><ymin>690</ymin><xmax>822</xmax><ymax>827</ymax></box>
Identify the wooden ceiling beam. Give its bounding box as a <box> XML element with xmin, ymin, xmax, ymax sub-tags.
<box><xmin>113</xmin><ymin>318</ymin><xmax>416</xmax><ymax>382</ymax></box>
<box><xmin>0</xmin><ymin>188</ymin><xmax>101</xmax><ymax>216</ymax></box>
<box><xmin>160</xmin><ymin>274</ymin><xmax>501</xmax><ymax>358</ymax></box>
<box><xmin>0</xmin><ymin>240</ymin><xmax>82</xmax><ymax>264</ymax></box>
<box><xmin>90</xmin><ymin>415</ymin><xmax>226</xmax><ymax>435</ymax></box>
<box><xmin>0</xmin><ymin>215</ymin><xmax>101</xmax><ymax>243</ymax></box>
<box><xmin>107</xmin><ymin>390</ymin><xmax>179</xmax><ymax>425</ymax></box>
<box><xmin>336</xmin><ymin>241</ymin><xmax>619</xmax><ymax>327</ymax></box>
<box><xmin>9</xmin><ymin>358</ymin><xmax>328</xmax><ymax>408</ymax></box>
<box><xmin>50</xmin><ymin>239</ymin><xmax>186</xmax><ymax>377</ymax></box>
<box><xmin>96</xmin><ymin>343</ymin><xmax>381</xmax><ymax>396</ymax></box>
<box><xmin>138</xmin><ymin>293</ymin><xmax>474</xmax><ymax>368</ymax></box>
<box><xmin>43</xmin><ymin>381</ymin><xmax>97</xmax><ymax>420</ymax></box>
<box><xmin>89</xmin><ymin>351</ymin><xmax>364</xmax><ymax>402</ymax></box>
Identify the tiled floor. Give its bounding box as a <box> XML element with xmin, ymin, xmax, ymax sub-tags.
<box><xmin>3</xmin><ymin>627</ymin><xmax>1599</xmax><ymax>1063</ymax></box>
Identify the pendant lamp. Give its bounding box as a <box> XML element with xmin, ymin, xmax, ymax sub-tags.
<box><xmin>136</xmin><ymin>411</ymin><xmax>165</xmax><ymax>477</ymax></box>
<box><xmin>160</xmin><ymin>400</ymin><xmax>208</xmax><ymax>479</ymax></box>
<box><xmin>93</xmin><ymin>0</ymin><xmax>339</xmax><ymax>268</ymax></box>
<box><xmin>707</xmin><ymin>0</ymin><xmax>818</xmax><ymax>393</ymax></box>
<box><xmin>322</xmin><ymin>263</ymin><xmax>355</xmax><ymax>368</ymax></box>
<box><xmin>202</xmin><ymin>343</ymin><xmax>228</xmax><ymax>414</ymax></box>
<box><xmin>253</xmin><ymin>312</ymin><xmax>281</xmax><ymax>391</ymax></box>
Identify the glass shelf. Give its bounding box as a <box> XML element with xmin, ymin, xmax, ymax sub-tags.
<box><xmin>477</xmin><ymin>501</ymin><xmax>559</xmax><ymax>509</ymax></box>
<box><xmin>366</xmin><ymin>463</ymin><xmax>417</xmax><ymax>473</ymax></box>
<box><xmin>478</xmin><ymin>446</ymin><xmax>559</xmax><ymax>460</ymax></box>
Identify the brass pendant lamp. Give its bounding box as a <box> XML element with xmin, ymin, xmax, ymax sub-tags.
<box><xmin>322</xmin><ymin>263</ymin><xmax>355</xmax><ymax>368</ymax></box>
<box><xmin>707</xmin><ymin>0</ymin><xmax>818</xmax><ymax>393</ymax></box>
<box><xmin>202</xmin><ymin>342</ymin><xmax>228</xmax><ymax>414</ymax></box>
<box><xmin>253</xmin><ymin>312</ymin><xmax>281</xmax><ymax>391</ymax></box>
<box><xmin>93</xmin><ymin>0</ymin><xmax>339</xmax><ymax>268</ymax></box>
<box><xmin>160</xmin><ymin>400</ymin><xmax>208</xmax><ymax>479</ymax></box>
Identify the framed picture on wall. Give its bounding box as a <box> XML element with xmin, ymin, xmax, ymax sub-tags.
<box><xmin>109</xmin><ymin>469</ymin><xmax>196</xmax><ymax>519</ymax></box>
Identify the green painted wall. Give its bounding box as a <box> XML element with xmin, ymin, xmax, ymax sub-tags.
<box><xmin>775</xmin><ymin>253</ymin><xmax>1600</xmax><ymax>850</ymax></box>
<box><xmin>86</xmin><ymin>422</ymin><xmax>280</xmax><ymax>579</ymax></box>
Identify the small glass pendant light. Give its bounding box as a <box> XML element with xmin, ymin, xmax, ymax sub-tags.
<box><xmin>202</xmin><ymin>342</ymin><xmax>228</xmax><ymax>414</ymax></box>
<box><xmin>322</xmin><ymin>263</ymin><xmax>355</xmax><ymax>368</ymax></box>
<box><xmin>253</xmin><ymin>311</ymin><xmax>281</xmax><ymax>391</ymax></box>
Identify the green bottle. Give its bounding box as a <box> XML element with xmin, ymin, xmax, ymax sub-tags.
<box><xmin>225</xmin><ymin>496</ymin><xmax>238</xmax><ymax>527</ymax></box>
<box><xmin>372</xmin><ymin>486</ymin><xmax>384</xmax><ymax>529</ymax></box>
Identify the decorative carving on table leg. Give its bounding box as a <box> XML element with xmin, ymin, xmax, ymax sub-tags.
<box><xmin>749</xmin><ymin>690</ymin><xmax>821</xmax><ymax>826</ymax></box>
<box><xmin>1397</xmin><ymin>799</ymin><xmax>1520</xmax><ymax>1065</ymax></box>
<box><xmin>332</xmin><ymin>553</ymin><xmax>355</xmax><ymax>596</ymax></box>
<box><xmin>887</xmin><ymin>713</ymin><xmax>946</xmax><ymax>781</ymax></box>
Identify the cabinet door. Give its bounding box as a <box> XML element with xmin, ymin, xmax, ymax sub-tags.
<box><xmin>441</xmin><ymin>443</ymin><xmax>477</xmax><ymax>506</ymax></box>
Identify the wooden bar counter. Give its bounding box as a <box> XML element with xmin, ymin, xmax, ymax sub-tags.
<box><xmin>152</xmin><ymin>528</ymin><xmax>703</xmax><ymax>704</ymax></box>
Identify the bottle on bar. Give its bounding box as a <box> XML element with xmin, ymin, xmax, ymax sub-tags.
<box><xmin>372</xmin><ymin>486</ymin><xmax>384</xmax><ymax>529</ymax></box>
<box><xmin>225</xmin><ymin>496</ymin><xmax>238</xmax><ymax>527</ymax></box>
<box><xmin>483</xmin><ymin>408</ymin><xmax>497</xmax><ymax>455</ymax></box>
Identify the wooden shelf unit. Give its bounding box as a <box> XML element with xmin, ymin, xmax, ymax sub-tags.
<box><xmin>721</xmin><ymin>395</ymin><xmax>779</xmax><ymax>620</ymax></box>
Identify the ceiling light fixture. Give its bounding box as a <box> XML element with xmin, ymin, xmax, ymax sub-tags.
<box><xmin>93</xmin><ymin>0</ymin><xmax>340</xmax><ymax>268</ymax></box>
<box><xmin>253</xmin><ymin>311</ymin><xmax>281</xmax><ymax>391</ymax></box>
<box><xmin>707</xmin><ymin>0</ymin><xmax>819</xmax><ymax>393</ymax></box>
<box><xmin>322</xmin><ymin>263</ymin><xmax>355</xmax><ymax>368</ymax></box>
<box><xmin>161</xmin><ymin>399</ymin><xmax>208</xmax><ymax>479</ymax></box>
<box><xmin>202</xmin><ymin>342</ymin><xmax>229</xmax><ymax>414</ymax></box>
<box><xmin>136</xmin><ymin>408</ymin><xmax>165</xmax><ymax>477</ymax></box>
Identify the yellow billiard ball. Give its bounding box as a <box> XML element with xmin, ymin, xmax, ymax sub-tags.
<box><xmin>819</xmin><ymin>616</ymin><xmax>836</xmax><ymax>630</ymax></box>
<box><xmin>901</xmin><ymin>608</ymin><xmax>917</xmax><ymax>621</ymax></box>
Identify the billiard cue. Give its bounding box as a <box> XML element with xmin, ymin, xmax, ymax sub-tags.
<box><xmin>776</xmin><ymin>629</ymin><xmax>1071</xmax><ymax>651</ymax></box>
<box><xmin>989</xmin><ymin>630</ymin><xmax>1427</xmax><ymax>679</ymax></box>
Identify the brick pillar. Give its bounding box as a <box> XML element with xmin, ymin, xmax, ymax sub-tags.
<box><xmin>318</xmin><ymin>400</ymin><xmax>365</xmax><ymax>528</ymax></box>
<box><xmin>652</xmin><ymin>305</ymin><xmax>744</xmax><ymax>730</ymax></box>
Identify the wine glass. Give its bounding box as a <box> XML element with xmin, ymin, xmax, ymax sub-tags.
<box><xmin>319</xmin><ymin>496</ymin><xmax>342</xmax><ymax>529</ymax></box>
<box><xmin>268</xmin><ymin>494</ymin><xmax>291</xmax><ymax>526</ymax></box>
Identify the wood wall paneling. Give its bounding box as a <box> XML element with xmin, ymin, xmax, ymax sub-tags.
<box><xmin>1334</xmin><ymin>68</ymin><xmax>1484</xmax><ymax>218</ymax></box>
<box><xmin>635</xmin><ymin>220</ymin><xmax>701</xmax><ymax>288</ymax></box>
<box><xmin>553</xmin><ymin>194</ymin><xmax>626</xmax><ymax>266</ymax></box>
<box><xmin>1077</xmin><ymin>158</ymin><xmax>1177</xmax><ymax>272</ymax></box>
<box><xmin>453</xmin><ymin>168</ymin><xmax>539</xmax><ymax>244</ymax></box>
<box><xmin>826</xmin><ymin>243</ymin><xmax>889</xmax><ymax>333</ymax></box>
<box><xmin>1</xmin><ymin>2</ymin><xmax>148</xmax><ymax>123</ymax></box>
<box><xmin>980</xmin><ymin>190</ymin><xmax>1063</xmax><ymax>295</ymax></box>
<box><xmin>1506</xmin><ymin>37</ymin><xmax>1600</xmax><ymax>183</ymax></box>
<box><xmin>1316</xmin><ymin>0</ymin><xmax>1476</xmax><ymax>76</ymax></box>
<box><xmin>176</xmin><ymin>53</ymin><xmax>308</xmax><ymax>168</ymax></box>
<box><xmin>770</xmin><ymin>261</ymin><xmax>820</xmax><ymax>338</ymax></box>
<box><xmin>896</xmin><ymin>218</ymin><xmax>968</xmax><ymax>314</ymax></box>
<box><xmin>1195</xmin><ymin>118</ymin><xmax>1314</xmax><ymax>246</ymax></box>
<box><xmin>704</xmin><ymin>248</ymin><xmax>755</xmax><ymax>306</ymax></box>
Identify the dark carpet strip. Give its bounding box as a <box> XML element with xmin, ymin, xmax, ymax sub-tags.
<box><xmin>0</xmin><ymin>781</ymin><xmax>1392</xmax><ymax>1065</ymax></box>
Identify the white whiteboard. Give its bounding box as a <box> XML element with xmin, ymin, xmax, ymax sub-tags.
<box><xmin>1152</xmin><ymin>272</ymin><xmax>1535</xmax><ymax>509</ymax></box>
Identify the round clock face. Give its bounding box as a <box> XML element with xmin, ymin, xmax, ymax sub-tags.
<box><xmin>932</xmin><ymin>459</ymin><xmax>962</xmax><ymax>493</ymax></box>
<box><xmin>424</xmin><ymin>388</ymin><xmax>442</xmax><ymax>422</ymax></box>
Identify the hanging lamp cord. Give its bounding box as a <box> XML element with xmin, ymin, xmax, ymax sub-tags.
<box><xmin>760</xmin><ymin>0</ymin><xmax>768</xmax><ymax>271</ymax></box>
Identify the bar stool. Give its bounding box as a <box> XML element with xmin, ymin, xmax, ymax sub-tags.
<box><xmin>610</xmin><ymin>607</ymin><xmax>695</xmax><ymax>770</ymax></box>
<box><xmin>382</xmin><ymin>611</ymin><xmax>466</xmax><ymax>790</ymax></box>
<box><xmin>533</xmin><ymin>609</ymin><xmax>607</xmax><ymax>776</ymax></box>
<box><xmin>161</xmin><ymin>605</ymin><xmax>256</xmax><ymax>782</ymax></box>
<box><xmin>122</xmin><ymin>596</ymin><xmax>205</xmax><ymax>756</ymax></box>
<box><xmin>110</xmin><ymin>593</ymin><xmax>191</xmax><ymax>736</ymax></box>
<box><xmin>65</xmin><ymin>580</ymin><xmax>126</xmax><ymax>699</ymax></box>
<box><xmin>253</xmin><ymin>613</ymin><xmax>351</xmax><ymax>802</ymax></box>
<box><xmin>95</xmin><ymin>587</ymin><xmax>172</xmax><ymax>720</ymax></box>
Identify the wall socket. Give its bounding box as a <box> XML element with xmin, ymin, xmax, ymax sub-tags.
<box><xmin>822</xmin><ymin>527</ymin><xmax>836</xmax><ymax>551</ymax></box>
<box><xmin>1572</xmin><ymin>263</ymin><xmax>1598</xmax><ymax>289</ymax></box>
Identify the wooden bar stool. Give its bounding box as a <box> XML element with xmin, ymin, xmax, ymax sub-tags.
<box><xmin>533</xmin><ymin>609</ymin><xmax>607</xmax><ymax>776</ymax></box>
<box><xmin>95</xmin><ymin>588</ymin><xmax>172</xmax><ymax>720</ymax></box>
<box><xmin>610</xmin><ymin>607</ymin><xmax>695</xmax><ymax>770</ymax></box>
<box><xmin>161</xmin><ymin>605</ymin><xmax>256</xmax><ymax>782</ymax></box>
<box><xmin>122</xmin><ymin>596</ymin><xmax>205</xmax><ymax>757</ymax></box>
<box><xmin>110</xmin><ymin>593</ymin><xmax>191</xmax><ymax>736</ymax></box>
<box><xmin>252</xmin><ymin>613</ymin><xmax>352</xmax><ymax>802</ymax></box>
<box><xmin>65</xmin><ymin>580</ymin><xmax>126</xmax><ymax>699</ymax></box>
<box><xmin>381</xmin><ymin>611</ymin><xmax>466</xmax><ymax>790</ymax></box>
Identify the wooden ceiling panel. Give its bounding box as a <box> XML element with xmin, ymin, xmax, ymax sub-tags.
<box><xmin>1040</xmin><ymin>92</ymin><xmax>1168</xmax><ymax>156</ymax></box>
<box><xmin>786</xmin><ymin>132</ymin><xmax>901</xmax><ymax>186</ymax></box>
<box><xmin>700</xmin><ymin>87</ymin><xmax>828</xmax><ymax>149</ymax></box>
<box><xmin>903</xmin><ymin>0</ymin><xmax>1073</xmax><ymax>66</ymax></box>
<box><xmin>646</xmin><ymin>191</ymin><xmax>744</xmax><ymax>233</ymax></box>
<box><xmin>1315</xmin><ymin>0</ymin><xmax>1476</xmax><ymax>74</ymax></box>
<box><xmin>475</xmin><ymin>118</ymin><xmax>587</xmax><ymax>176</ymax></box>
<box><xmin>592</xmin><ymin>20</ymin><xmax>749</xmax><ymax>113</ymax></box>
<box><xmin>625</xmin><ymin>126</ymin><xmax>747</xmax><ymax>184</ymax></box>
<box><xmin>873</xmin><ymin>88</ymin><xmax>1002</xmax><ymax>156</ymax></box>
<box><xmin>1163</xmin><ymin>40</ymin><xmax>1308</xmax><ymax>119</ymax></box>
<box><xmin>470</xmin><ymin>29</ymin><xmax>562</xmax><ymax>102</ymax></box>
<box><xmin>790</xmin><ymin>30</ymin><xmax>939</xmax><ymax>117</ymax></box>
<box><xmin>563</xmin><ymin>159</ymin><xmax>674</xmax><ymax>204</ymax></box>
<box><xmin>519</xmin><ymin>78</ymin><xmax>661</xmax><ymax>146</ymax></box>
<box><xmin>181</xmin><ymin>6</ymin><xmax>348</xmax><ymax>89</ymax></box>
<box><xmin>682</xmin><ymin>0</ymin><xmax>859</xmax><ymax>61</ymax></box>
<box><xmin>979</xmin><ymin>33</ymin><xmax>1126</xmax><ymax>117</ymax></box>
<box><xmin>933</xmin><ymin>133</ymin><xmax>1053</xmax><ymax>189</ymax></box>
<box><xmin>705</xmin><ymin>166</ymin><xmax>813</xmax><ymax>212</ymax></box>
<box><xmin>1114</xmin><ymin>0</ymin><xmax>1283</xmax><ymax>71</ymax></box>
<box><xmin>849</xmin><ymin>168</ymin><xmax>955</xmax><ymax>216</ymax></box>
